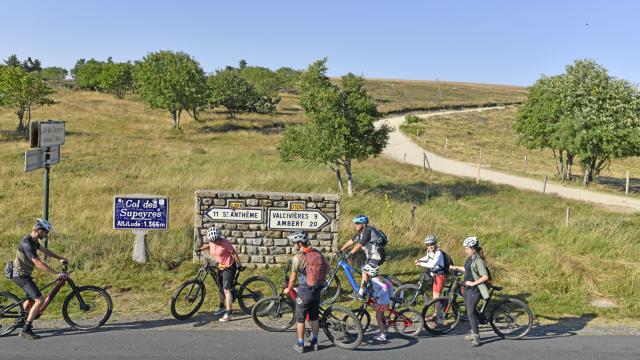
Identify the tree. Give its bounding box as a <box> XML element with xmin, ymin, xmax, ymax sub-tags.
<box><xmin>0</xmin><ymin>66</ymin><xmax>55</xmax><ymax>133</ymax></box>
<box><xmin>133</xmin><ymin>50</ymin><xmax>207</xmax><ymax>129</ymax></box>
<box><xmin>21</xmin><ymin>57</ymin><xmax>42</xmax><ymax>72</ymax></box>
<box><xmin>279</xmin><ymin>59</ymin><xmax>390</xmax><ymax>196</ymax></box>
<box><xmin>73</xmin><ymin>58</ymin><xmax>104</xmax><ymax>90</ymax></box>
<box><xmin>515</xmin><ymin>59</ymin><xmax>640</xmax><ymax>182</ymax></box>
<box><xmin>238</xmin><ymin>64</ymin><xmax>281</xmax><ymax>113</ymax></box>
<box><xmin>4</xmin><ymin>54</ymin><xmax>21</xmax><ymax>67</ymax></box>
<box><xmin>41</xmin><ymin>67</ymin><xmax>69</xmax><ymax>83</ymax></box>
<box><xmin>275</xmin><ymin>67</ymin><xmax>302</xmax><ymax>93</ymax></box>
<box><xmin>97</xmin><ymin>62</ymin><xmax>133</xmax><ymax>99</ymax></box>
<box><xmin>208</xmin><ymin>68</ymin><xmax>258</xmax><ymax>118</ymax></box>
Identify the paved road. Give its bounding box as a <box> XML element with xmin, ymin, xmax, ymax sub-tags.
<box><xmin>378</xmin><ymin>108</ymin><xmax>640</xmax><ymax>212</ymax></box>
<box><xmin>1</xmin><ymin>319</ymin><xmax>639</xmax><ymax>360</ymax></box>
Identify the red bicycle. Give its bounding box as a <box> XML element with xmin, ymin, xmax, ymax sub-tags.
<box><xmin>352</xmin><ymin>281</ymin><xmax>424</xmax><ymax>337</ymax></box>
<box><xmin>0</xmin><ymin>261</ymin><xmax>112</xmax><ymax>335</ymax></box>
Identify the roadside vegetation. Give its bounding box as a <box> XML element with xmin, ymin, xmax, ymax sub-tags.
<box><xmin>1</xmin><ymin>88</ymin><xmax>639</xmax><ymax>324</ymax></box>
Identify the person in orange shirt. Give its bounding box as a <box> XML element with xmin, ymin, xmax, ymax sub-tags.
<box><xmin>199</xmin><ymin>226</ymin><xmax>243</xmax><ymax>322</ymax></box>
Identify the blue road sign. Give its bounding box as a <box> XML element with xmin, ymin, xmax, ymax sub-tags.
<box><xmin>114</xmin><ymin>196</ymin><xmax>169</xmax><ymax>230</ymax></box>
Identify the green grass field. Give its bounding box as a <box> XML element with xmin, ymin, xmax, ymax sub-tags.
<box><xmin>401</xmin><ymin>107</ymin><xmax>640</xmax><ymax>196</ymax></box>
<box><xmin>0</xmin><ymin>84</ymin><xmax>638</xmax><ymax>326</ymax></box>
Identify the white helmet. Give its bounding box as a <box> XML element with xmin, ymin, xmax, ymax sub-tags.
<box><xmin>463</xmin><ymin>236</ymin><xmax>479</xmax><ymax>248</ymax></box>
<box><xmin>424</xmin><ymin>235</ymin><xmax>437</xmax><ymax>245</ymax></box>
<box><xmin>287</xmin><ymin>231</ymin><xmax>309</xmax><ymax>245</ymax></box>
<box><xmin>34</xmin><ymin>218</ymin><xmax>52</xmax><ymax>232</ymax></box>
<box><xmin>361</xmin><ymin>263</ymin><xmax>379</xmax><ymax>277</ymax></box>
<box><xmin>206</xmin><ymin>227</ymin><xmax>221</xmax><ymax>242</ymax></box>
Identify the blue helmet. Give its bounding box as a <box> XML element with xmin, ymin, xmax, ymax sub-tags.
<box><xmin>352</xmin><ymin>215</ymin><xmax>369</xmax><ymax>225</ymax></box>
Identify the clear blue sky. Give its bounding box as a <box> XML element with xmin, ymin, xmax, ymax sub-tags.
<box><xmin>1</xmin><ymin>0</ymin><xmax>638</xmax><ymax>86</ymax></box>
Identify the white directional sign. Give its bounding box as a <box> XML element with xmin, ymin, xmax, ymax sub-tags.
<box><xmin>24</xmin><ymin>146</ymin><xmax>60</xmax><ymax>172</ymax></box>
<box><xmin>268</xmin><ymin>209</ymin><xmax>330</xmax><ymax>230</ymax></box>
<box><xmin>38</xmin><ymin>121</ymin><xmax>65</xmax><ymax>147</ymax></box>
<box><xmin>205</xmin><ymin>207</ymin><xmax>264</xmax><ymax>223</ymax></box>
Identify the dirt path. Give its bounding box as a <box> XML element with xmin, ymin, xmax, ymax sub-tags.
<box><xmin>378</xmin><ymin>108</ymin><xmax>640</xmax><ymax>212</ymax></box>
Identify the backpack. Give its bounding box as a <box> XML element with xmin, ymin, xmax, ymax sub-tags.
<box><xmin>303</xmin><ymin>248</ymin><xmax>328</xmax><ymax>288</ymax></box>
<box><xmin>3</xmin><ymin>261</ymin><xmax>13</xmax><ymax>279</ymax></box>
<box><xmin>368</xmin><ymin>226</ymin><xmax>388</xmax><ymax>248</ymax></box>
<box><xmin>441</xmin><ymin>250</ymin><xmax>454</xmax><ymax>275</ymax></box>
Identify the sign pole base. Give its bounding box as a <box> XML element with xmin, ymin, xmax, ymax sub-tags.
<box><xmin>132</xmin><ymin>230</ymin><xmax>149</xmax><ymax>263</ymax></box>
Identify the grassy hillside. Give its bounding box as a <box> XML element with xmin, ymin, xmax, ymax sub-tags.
<box><xmin>0</xmin><ymin>87</ymin><xmax>638</xmax><ymax>325</ymax></box>
<box><xmin>401</xmin><ymin>107</ymin><xmax>640</xmax><ymax>196</ymax></box>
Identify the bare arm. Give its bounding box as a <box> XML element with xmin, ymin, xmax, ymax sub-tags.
<box><xmin>38</xmin><ymin>247</ymin><xmax>66</xmax><ymax>261</ymax></box>
<box><xmin>465</xmin><ymin>274</ymin><xmax>489</xmax><ymax>287</ymax></box>
<box><xmin>198</xmin><ymin>243</ymin><xmax>210</xmax><ymax>252</ymax></box>
<box><xmin>32</xmin><ymin>257</ymin><xmax>59</xmax><ymax>276</ymax></box>
<box><xmin>283</xmin><ymin>271</ymin><xmax>297</xmax><ymax>295</ymax></box>
<box><xmin>340</xmin><ymin>239</ymin><xmax>354</xmax><ymax>252</ymax></box>
<box><xmin>350</xmin><ymin>243</ymin><xmax>363</xmax><ymax>256</ymax></box>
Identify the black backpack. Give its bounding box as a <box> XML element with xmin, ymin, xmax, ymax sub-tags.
<box><xmin>368</xmin><ymin>226</ymin><xmax>388</xmax><ymax>248</ymax></box>
<box><xmin>441</xmin><ymin>250</ymin><xmax>454</xmax><ymax>275</ymax></box>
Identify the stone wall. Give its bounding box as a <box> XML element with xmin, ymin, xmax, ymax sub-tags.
<box><xmin>194</xmin><ymin>190</ymin><xmax>340</xmax><ymax>268</ymax></box>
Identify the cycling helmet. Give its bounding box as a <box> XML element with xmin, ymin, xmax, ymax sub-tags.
<box><xmin>463</xmin><ymin>236</ymin><xmax>479</xmax><ymax>248</ymax></box>
<box><xmin>34</xmin><ymin>218</ymin><xmax>52</xmax><ymax>232</ymax></box>
<box><xmin>424</xmin><ymin>235</ymin><xmax>437</xmax><ymax>245</ymax></box>
<box><xmin>206</xmin><ymin>227</ymin><xmax>221</xmax><ymax>242</ymax></box>
<box><xmin>361</xmin><ymin>263</ymin><xmax>379</xmax><ymax>277</ymax></box>
<box><xmin>352</xmin><ymin>215</ymin><xmax>369</xmax><ymax>225</ymax></box>
<box><xmin>287</xmin><ymin>231</ymin><xmax>309</xmax><ymax>245</ymax></box>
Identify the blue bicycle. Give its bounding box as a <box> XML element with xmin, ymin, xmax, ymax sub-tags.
<box><xmin>319</xmin><ymin>251</ymin><xmax>360</xmax><ymax>305</ymax></box>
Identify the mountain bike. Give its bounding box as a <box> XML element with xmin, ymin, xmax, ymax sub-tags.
<box><xmin>0</xmin><ymin>261</ymin><xmax>112</xmax><ymax>335</ymax></box>
<box><xmin>392</xmin><ymin>267</ymin><xmax>439</xmax><ymax>310</ymax></box>
<box><xmin>421</xmin><ymin>271</ymin><xmax>533</xmax><ymax>339</ymax></box>
<box><xmin>251</xmin><ymin>260</ymin><xmax>364</xmax><ymax>350</ymax></box>
<box><xmin>351</xmin><ymin>282</ymin><xmax>424</xmax><ymax>337</ymax></box>
<box><xmin>170</xmin><ymin>256</ymin><xmax>276</xmax><ymax>320</ymax></box>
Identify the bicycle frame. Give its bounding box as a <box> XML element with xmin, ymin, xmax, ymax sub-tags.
<box><xmin>192</xmin><ymin>259</ymin><xmax>241</xmax><ymax>296</ymax></box>
<box><xmin>326</xmin><ymin>255</ymin><xmax>361</xmax><ymax>293</ymax></box>
<box><xmin>443</xmin><ymin>275</ymin><xmax>498</xmax><ymax>324</ymax></box>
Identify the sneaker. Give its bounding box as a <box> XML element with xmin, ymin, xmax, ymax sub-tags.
<box><xmin>464</xmin><ymin>331</ymin><xmax>475</xmax><ymax>341</ymax></box>
<box><xmin>219</xmin><ymin>313</ymin><xmax>233</xmax><ymax>322</ymax></box>
<box><xmin>19</xmin><ymin>325</ymin><xmax>41</xmax><ymax>340</ymax></box>
<box><xmin>471</xmin><ymin>334</ymin><xmax>480</xmax><ymax>347</ymax></box>
<box><xmin>293</xmin><ymin>342</ymin><xmax>305</xmax><ymax>353</ymax></box>
<box><xmin>374</xmin><ymin>333</ymin><xmax>387</xmax><ymax>341</ymax></box>
<box><xmin>213</xmin><ymin>306</ymin><xmax>226</xmax><ymax>316</ymax></box>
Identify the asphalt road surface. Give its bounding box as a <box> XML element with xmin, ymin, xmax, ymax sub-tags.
<box><xmin>1</xmin><ymin>319</ymin><xmax>638</xmax><ymax>360</ymax></box>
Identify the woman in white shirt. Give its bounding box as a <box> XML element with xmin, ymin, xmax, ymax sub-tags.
<box><xmin>415</xmin><ymin>235</ymin><xmax>447</xmax><ymax>325</ymax></box>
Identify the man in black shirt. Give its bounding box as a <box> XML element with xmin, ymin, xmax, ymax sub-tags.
<box><xmin>11</xmin><ymin>218</ymin><xmax>67</xmax><ymax>340</ymax></box>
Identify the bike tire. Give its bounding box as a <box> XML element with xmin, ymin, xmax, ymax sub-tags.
<box><xmin>322</xmin><ymin>305</ymin><xmax>363</xmax><ymax>350</ymax></box>
<box><xmin>422</xmin><ymin>296</ymin><xmax>461</xmax><ymax>335</ymax></box>
<box><xmin>62</xmin><ymin>285</ymin><xmax>113</xmax><ymax>330</ymax></box>
<box><xmin>320</xmin><ymin>276</ymin><xmax>341</xmax><ymax>306</ymax></box>
<box><xmin>0</xmin><ymin>291</ymin><xmax>24</xmax><ymax>337</ymax></box>
<box><xmin>489</xmin><ymin>298</ymin><xmax>533</xmax><ymax>339</ymax></box>
<box><xmin>351</xmin><ymin>308</ymin><xmax>371</xmax><ymax>332</ymax></box>
<box><xmin>237</xmin><ymin>276</ymin><xmax>277</xmax><ymax>314</ymax></box>
<box><xmin>170</xmin><ymin>279</ymin><xmax>206</xmax><ymax>320</ymax></box>
<box><xmin>392</xmin><ymin>284</ymin><xmax>429</xmax><ymax>310</ymax></box>
<box><xmin>251</xmin><ymin>296</ymin><xmax>295</xmax><ymax>332</ymax></box>
<box><xmin>392</xmin><ymin>308</ymin><xmax>424</xmax><ymax>337</ymax></box>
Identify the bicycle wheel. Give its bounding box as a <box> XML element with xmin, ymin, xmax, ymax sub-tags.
<box><xmin>237</xmin><ymin>276</ymin><xmax>277</xmax><ymax>314</ymax></box>
<box><xmin>351</xmin><ymin>308</ymin><xmax>371</xmax><ymax>332</ymax></box>
<box><xmin>0</xmin><ymin>291</ymin><xmax>24</xmax><ymax>337</ymax></box>
<box><xmin>422</xmin><ymin>296</ymin><xmax>461</xmax><ymax>335</ymax></box>
<box><xmin>489</xmin><ymin>298</ymin><xmax>533</xmax><ymax>339</ymax></box>
<box><xmin>391</xmin><ymin>308</ymin><xmax>424</xmax><ymax>337</ymax></box>
<box><xmin>322</xmin><ymin>305</ymin><xmax>363</xmax><ymax>350</ymax></box>
<box><xmin>320</xmin><ymin>276</ymin><xmax>341</xmax><ymax>306</ymax></box>
<box><xmin>170</xmin><ymin>279</ymin><xmax>206</xmax><ymax>320</ymax></box>
<box><xmin>62</xmin><ymin>285</ymin><xmax>113</xmax><ymax>330</ymax></box>
<box><xmin>251</xmin><ymin>296</ymin><xmax>296</xmax><ymax>332</ymax></box>
<box><xmin>392</xmin><ymin>284</ymin><xmax>428</xmax><ymax>309</ymax></box>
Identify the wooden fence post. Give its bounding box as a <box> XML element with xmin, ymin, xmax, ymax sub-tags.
<box><xmin>476</xmin><ymin>146</ymin><xmax>483</xmax><ymax>184</ymax></box>
<box><xmin>543</xmin><ymin>175</ymin><xmax>548</xmax><ymax>195</ymax></box>
<box><xmin>625</xmin><ymin>171</ymin><xmax>630</xmax><ymax>195</ymax></box>
<box><xmin>583</xmin><ymin>168</ymin><xmax>589</xmax><ymax>187</ymax></box>
<box><xmin>444</xmin><ymin>138</ymin><xmax>448</xmax><ymax>151</ymax></box>
<box><xmin>565</xmin><ymin>206</ymin><xmax>570</xmax><ymax>225</ymax></box>
<box><xmin>524</xmin><ymin>155</ymin><xmax>528</xmax><ymax>171</ymax></box>
<box><xmin>411</xmin><ymin>204</ymin><xmax>417</xmax><ymax>222</ymax></box>
<box><xmin>403</xmin><ymin>153</ymin><xmax>406</xmax><ymax>166</ymax></box>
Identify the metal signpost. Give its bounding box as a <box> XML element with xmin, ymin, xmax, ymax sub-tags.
<box><xmin>26</xmin><ymin>121</ymin><xmax>65</xmax><ymax>249</ymax></box>
<box><xmin>114</xmin><ymin>195</ymin><xmax>169</xmax><ymax>263</ymax></box>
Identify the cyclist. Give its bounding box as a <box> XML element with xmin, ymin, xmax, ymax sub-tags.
<box><xmin>198</xmin><ymin>226</ymin><xmax>243</xmax><ymax>322</ymax></box>
<box><xmin>283</xmin><ymin>231</ymin><xmax>328</xmax><ymax>353</ymax></box>
<box><xmin>362</xmin><ymin>263</ymin><xmax>393</xmax><ymax>342</ymax></box>
<box><xmin>449</xmin><ymin>236</ymin><xmax>490</xmax><ymax>347</ymax></box>
<box><xmin>11</xmin><ymin>218</ymin><xmax>67</xmax><ymax>340</ymax></box>
<box><xmin>339</xmin><ymin>215</ymin><xmax>386</xmax><ymax>297</ymax></box>
<box><xmin>415</xmin><ymin>234</ymin><xmax>447</xmax><ymax>325</ymax></box>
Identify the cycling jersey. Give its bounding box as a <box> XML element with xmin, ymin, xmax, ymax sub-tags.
<box><xmin>353</xmin><ymin>227</ymin><xmax>384</xmax><ymax>262</ymax></box>
<box><xmin>13</xmin><ymin>235</ymin><xmax>40</xmax><ymax>277</ymax></box>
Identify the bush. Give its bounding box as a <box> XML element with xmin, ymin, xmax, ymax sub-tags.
<box><xmin>405</xmin><ymin>114</ymin><xmax>420</xmax><ymax>124</ymax></box>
